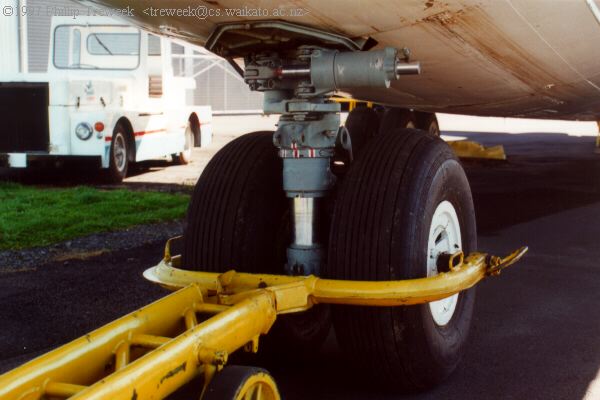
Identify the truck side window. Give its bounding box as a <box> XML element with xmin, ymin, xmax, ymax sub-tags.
<box><xmin>53</xmin><ymin>26</ymin><xmax>70</xmax><ymax>68</ymax></box>
<box><xmin>148</xmin><ymin>34</ymin><xmax>161</xmax><ymax>56</ymax></box>
<box><xmin>87</xmin><ymin>33</ymin><xmax>139</xmax><ymax>56</ymax></box>
<box><xmin>72</xmin><ymin>29</ymin><xmax>81</xmax><ymax>67</ymax></box>
<box><xmin>53</xmin><ymin>25</ymin><xmax>140</xmax><ymax>70</ymax></box>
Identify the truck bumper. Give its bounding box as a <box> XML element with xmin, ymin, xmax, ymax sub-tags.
<box><xmin>0</xmin><ymin>153</ymin><xmax>102</xmax><ymax>169</ymax></box>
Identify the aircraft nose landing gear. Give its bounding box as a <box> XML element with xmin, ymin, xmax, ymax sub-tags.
<box><xmin>0</xmin><ymin>22</ymin><xmax>530</xmax><ymax>400</ymax></box>
<box><xmin>181</xmin><ymin>38</ymin><xmax>488</xmax><ymax>391</ymax></box>
<box><xmin>244</xmin><ymin>47</ymin><xmax>420</xmax><ymax>275</ymax></box>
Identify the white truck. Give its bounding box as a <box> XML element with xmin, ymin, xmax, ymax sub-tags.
<box><xmin>0</xmin><ymin>16</ymin><xmax>212</xmax><ymax>182</ymax></box>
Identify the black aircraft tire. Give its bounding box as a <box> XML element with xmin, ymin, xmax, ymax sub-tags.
<box><xmin>326</xmin><ymin>127</ymin><xmax>477</xmax><ymax>390</ymax></box>
<box><xmin>182</xmin><ymin>131</ymin><xmax>330</xmax><ymax>353</ymax></box>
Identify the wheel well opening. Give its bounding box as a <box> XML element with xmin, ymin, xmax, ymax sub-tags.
<box><xmin>115</xmin><ymin>117</ymin><xmax>136</xmax><ymax>162</ymax></box>
<box><xmin>188</xmin><ymin>113</ymin><xmax>201</xmax><ymax>147</ymax></box>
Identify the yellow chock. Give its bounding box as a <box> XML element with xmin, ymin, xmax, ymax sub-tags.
<box><xmin>447</xmin><ymin>140</ymin><xmax>506</xmax><ymax>160</ymax></box>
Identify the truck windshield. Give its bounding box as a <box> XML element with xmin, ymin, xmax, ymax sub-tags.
<box><xmin>54</xmin><ymin>25</ymin><xmax>140</xmax><ymax>70</ymax></box>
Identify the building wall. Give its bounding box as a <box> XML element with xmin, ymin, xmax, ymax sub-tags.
<box><xmin>0</xmin><ymin>0</ymin><xmax>21</xmax><ymax>74</ymax></box>
<box><xmin>190</xmin><ymin>58</ymin><xmax>263</xmax><ymax>113</ymax></box>
<box><xmin>27</xmin><ymin>0</ymin><xmax>88</xmax><ymax>72</ymax></box>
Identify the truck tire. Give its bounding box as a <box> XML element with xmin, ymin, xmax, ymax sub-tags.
<box><xmin>326</xmin><ymin>128</ymin><xmax>477</xmax><ymax>390</ymax></box>
<box><xmin>183</xmin><ymin>131</ymin><xmax>330</xmax><ymax>352</ymax></box>
<box><xmin>107</xmin><ymin>123</ymin><xmax>130</xmax><ymax>183</ymax></box>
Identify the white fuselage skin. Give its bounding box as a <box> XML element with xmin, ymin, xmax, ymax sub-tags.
<box><xmin>83</xmin><ymin>0</ymin><xmax>600</xmax><ymax>121</ymax></box>
<box><xmin>3</xmin><ymin>16</ymin><xmax>212</xmax><ymax>169</ymax></box>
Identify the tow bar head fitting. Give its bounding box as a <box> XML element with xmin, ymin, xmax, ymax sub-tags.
<box><xmin>486</xmin><ymin>246</ymin><xmax>529</xmax><ymax>276</ymax></box>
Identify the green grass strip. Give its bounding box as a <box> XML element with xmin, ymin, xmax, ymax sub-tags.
<box><xmin>0</xmin><ymin>182</ymin><xmax>189</xmax><ymax>251</ymax></box>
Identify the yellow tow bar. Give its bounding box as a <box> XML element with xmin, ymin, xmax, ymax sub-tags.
<box><xmin>0</xmin><ymin>238</ymin><xmax>527</xmax><ymax>400</ymax></box>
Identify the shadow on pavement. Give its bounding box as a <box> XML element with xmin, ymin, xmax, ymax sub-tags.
<box><xmin>0</xmin><ymin>159</ymin><xmax>192</xmax><ymax>193</ymax></box>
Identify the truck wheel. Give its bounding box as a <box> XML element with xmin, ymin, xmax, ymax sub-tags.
<box><xmin>326</xmin><ymin>128</ymin><xmax>477</xmax><ymax>390</ymax></box>
<box><xmin>203</xmin><ymin>366</ymin><xmax>280</xmax><ymax>400</ymax></box>
<box><xmin>107</xmin><ymin>124</ymin><xmax>129</xmax><ymax>183</ymax></box>
<box><xmin>183</xmin><ymin>131</ymin><xmax>330</xmax><ymax>352</ymax></box>
<box><xmin>173</xmin><ymin>123</ymin><xmax>194</xmax><ymax>165</ymax></box>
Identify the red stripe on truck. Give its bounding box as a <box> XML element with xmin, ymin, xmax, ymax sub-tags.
<box><xmin>104</xmin><ymin>129</ymin><xmax>166</xmax><ymax>142</ymax></box>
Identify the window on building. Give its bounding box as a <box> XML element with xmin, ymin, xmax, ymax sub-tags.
<box><xmin>148</xmin><ymin>34</ymin><xmax>162</xmax><ymax>56</ymax></box>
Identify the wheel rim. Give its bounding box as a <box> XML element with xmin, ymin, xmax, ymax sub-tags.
<box><xmin>236</xmin><ymin>373</ymin><xmax>280</xmax><ymax>400</ymax></box>
<box><xmin>427</xmin><ymin>200</ymin><xmax>461</xmax><ymax>326</ymax></box>
<box><xmin>113</xmin><ymin>134</ymin><xmax>127</xmax><ymax>172</ymax></box>
<box><xmin>406</xmin><ymin>120</ymin><xmax>416</xmax><ymax>129</ymax></box>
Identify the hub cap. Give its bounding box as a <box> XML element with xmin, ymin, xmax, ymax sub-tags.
<box><xmin>113</xmin><ymin>134</ymin><xmax>127</xmax><ymax>172</ymax></box>
<box><xmin>427</xmin><ymin>200</ymin><xmax>461</xmax><ymax>326</ymax></box>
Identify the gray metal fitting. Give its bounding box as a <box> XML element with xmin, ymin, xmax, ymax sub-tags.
<box><xmin>283</xmin><ymin>158</ymin><xmax>336</xmax><ymax>197</ymax></box>
<box><xmin>309</xmin><ymin>47</ymin><xmax>420</xmax><ymax>94</ymax></box>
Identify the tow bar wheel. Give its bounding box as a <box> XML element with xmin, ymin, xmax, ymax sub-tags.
<box><xmin>203</xmin><ymin>366</ymin><xmax>281</xmax><ymax>400</ymax></box>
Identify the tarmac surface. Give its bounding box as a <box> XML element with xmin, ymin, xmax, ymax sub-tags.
<box><xmin>1</xmin><ymin>125</ymin><xmax>600</xmax><ymax>399</ymax></box>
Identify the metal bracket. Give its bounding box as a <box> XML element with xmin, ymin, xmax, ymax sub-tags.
<box><xmin>206</xmin><ymin>20</ymin><xmax>364</xmax><ymax>58</ymax></box>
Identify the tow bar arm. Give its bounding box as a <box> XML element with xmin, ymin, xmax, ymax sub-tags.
<box><xmin>0</xmin><ymin>239</ymin><xmax>527</xmax><ymax>400</ymax></box>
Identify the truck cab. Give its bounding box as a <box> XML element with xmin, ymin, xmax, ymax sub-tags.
<box><xmin>0</xmin><ymin>16</ymin><xmax>212</xmax><ymax>181</ymax></box>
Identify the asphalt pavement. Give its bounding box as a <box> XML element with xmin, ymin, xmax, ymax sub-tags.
<box><xmin>1</xmin><ymin>129</ymin><xmax>599</xmax><ymax>399</ymax></box>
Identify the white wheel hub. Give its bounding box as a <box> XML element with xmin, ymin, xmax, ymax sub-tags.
<box><xmin>427</xmin><ymin>200</ymin><xmax>461</xmax><ymax>326</ymax></box>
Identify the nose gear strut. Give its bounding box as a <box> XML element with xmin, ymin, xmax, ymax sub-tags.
<box><xmin>244</xmin><ymin>47</ymin><xmax>420</xmax><ymax>274</ymax></box>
